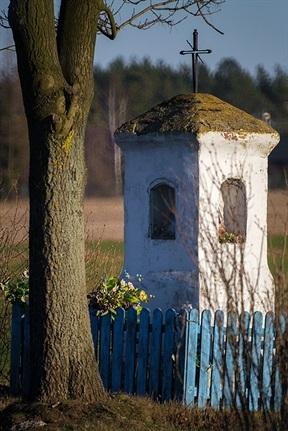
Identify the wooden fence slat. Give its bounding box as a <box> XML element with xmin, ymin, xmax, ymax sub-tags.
<box><xmin>249</xmin><ymin>311</ymin><xmax>263</xmax><ymax>411</ymax></box>
<box><xmin>175</xmin><ymin>309</ymin><xmax>187</xmax><ymax>401</ymax></box>
<box><xmin>124</xmin><ymin>307</ymin><xmax>137</xmax><ymax>394</ymax></box>
<box><xmin>99</xmin><ymin>313</ymin><xmax>111</xmax><ymax>390</ymax></box>
<box><xmin>274</xmin><ymin>314</ymin><xmax>286</xmax><ymax>411</ymax></box>
<box><xmin>236</xmin><ymin>312</ymin><xmax>250</xmax><ymax>409</ymax></box>
<box><xmin>162</xmin><ymin>309</ymin><xmax>176</xmax><ymax>401</ymax></box>
<box><xmin>89</xmin><ymin>307</ymin><xmax>99</xmax><ymax>358</ymax></box>
<box><xmin>22</xmin><ymin>304</ymin><xmax>30</xmax><ymax>397</ymax></box>
<box><xmin>183</xmin><ymin>309</ymin><xmax>199</xmax><ymax>406</ymax></box>
<box><xmin>262</xmin><ymin>312</ymin><xmax>274</xmax><ymax>410</ymax></box>
<box><xmin>210</xmin><ymin>310</ymin><xmax>224</xmax><ymax>409</ymax></box>
<box><xmin>198</xmin><ymin>310</ymin><xmax>211</xmax><ymax>408</ymax></box>
<box><xmin>149</xmin><ymin>308</ymin><xmax>163</xmax><ymax>398</ymax></box>
<box><xmin>136</xmin><ymin>308</ymin><xmax>150</xmax><ymax>396</ymax></box>
<box><xmin>10</xmin><ymin>302</ymin><xmax>24</xmax><ymax>395</ymax></box>
<box><xmin>224</xmin><ymin>312</ymin><xmax>238</xmax><ymax>408</ymax></box>
<box><xmin>111</xmin><ymin>308</ymin><xmax>125</xmax><ymax>392</ymax></box>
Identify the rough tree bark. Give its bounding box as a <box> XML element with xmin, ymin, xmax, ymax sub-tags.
<box><xmin>8</xmin><ymin>0</ymin><xmax>107</xmax><ymax>402</ymax></box>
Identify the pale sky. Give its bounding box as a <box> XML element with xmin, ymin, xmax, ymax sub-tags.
<box><xmin>0</xmin><ymin>0</ymin><xmax>287</xmax><ymax>75</ymax></box>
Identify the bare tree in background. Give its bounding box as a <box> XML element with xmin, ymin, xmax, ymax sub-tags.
<box><xmin>2</xmin><ymin>0</ymin><xmax>224</xmax><ymax>403</ymax></box>
<box><xmin>108</xmin><ymin>83</ymin><xmax>127</xmax><ymax>194</ymax></box>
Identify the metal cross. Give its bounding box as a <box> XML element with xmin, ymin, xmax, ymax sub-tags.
<box><xmin>180</xmin><ymin>29</ymin><xmax>212</xmax><ymax>93</ymax></box>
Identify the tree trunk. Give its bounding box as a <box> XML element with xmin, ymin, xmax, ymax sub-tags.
<box><xmin>28</xmin><ymin>123</ymin><xmax>104</xmax><ymax>402</ymax></box>
<box><xmin>8</xmin><ymin>0</ymin><xmax>106</xmax><ymax>402</ymax></box>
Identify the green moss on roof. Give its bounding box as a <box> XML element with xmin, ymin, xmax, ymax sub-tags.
<box><xmin>115</xmin><ymin>93</ymin><xmax>276</xmax><ymax>136</ymax></box>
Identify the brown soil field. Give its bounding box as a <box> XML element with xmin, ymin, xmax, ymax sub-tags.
<box><xmin>1</xmin><ymin>191</ymin><xmax>288</xmax><ymax>242</ymax></box>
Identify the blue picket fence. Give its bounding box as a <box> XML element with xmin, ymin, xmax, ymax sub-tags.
<box><xmin>10</xmin><ymin>303</ymin><xmax>287</xmax><ymax>411</ymax></box>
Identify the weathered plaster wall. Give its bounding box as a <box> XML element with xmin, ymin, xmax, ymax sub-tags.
<box><xmin>117</xmin><ymin>134</ymin><xmax>199</xmax><ymax>310</ymax></box>
<box><xmin>198</xmin><ymin>132</ymin><xmax>279</xmax><ymax>313</ymax></box>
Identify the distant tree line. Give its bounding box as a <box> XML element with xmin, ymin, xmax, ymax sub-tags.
<box><xmin>1</xmin><ymin>57</ymin><xmax>287</xmax><ymax>197</ymax></box>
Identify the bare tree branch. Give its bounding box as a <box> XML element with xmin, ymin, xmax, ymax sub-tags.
<box><xmin>0</xmin><ymin>10</ymin><xmax>10</xmax><ymax>29</ymax></box>
<box><xmin>110</xmin><ymin>0</ymin><xmax>224</xmax><ymax>35</ymax></box>
<box><xmin>97</xmin><ymin>5</ymin><xmax>117</xmax><ymax>40</ymax></box>
<box><xmin>0</xmin><ymin>44</ymin><xmax>15</xmax><ymax>52</ymax></box>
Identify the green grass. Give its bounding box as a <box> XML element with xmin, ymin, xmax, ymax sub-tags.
<box><xmin>85</xmin><ymin>240</ymin><xmax>124</xmax><ymax>292</ymax></box>
<box><xmin>88</xmin><ymin>240</ymin><xmax>124</xmax><ymax>256</ymax></box>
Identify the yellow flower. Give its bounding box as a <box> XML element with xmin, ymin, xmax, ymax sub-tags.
<box><xmin>139</xmin><ymin>290</ymin><xmax>148</xmax><ymax>302</ymax></box>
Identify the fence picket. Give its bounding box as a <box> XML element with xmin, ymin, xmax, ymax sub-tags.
<box><xmin>210</xmin><ymin>310</ymin><xmax>224</xmax><ymax>409</ymax></box>
<box><xmin>175</xmin><ymin>309</ymin><xmax>187</xmax><ymax>400</ymax></box>
<box><xmin>236</xmin><ymin>312</ymin><xmax>250</xmax><ymax>409</ymax></box>
<box><xmin>99</xmin><ymin>313</ymin><xmax>111</xmax><ymax>390</ymax></box>
<box><xmin>262</xmin><ymin>312</ymin><xmax>274</xmax><ymax>410</ymax></box>
<box><xmin>198</xmin><ymin>310</ymin><xmax>211</xmax><ymax>408</ymax></box>
<box><xmin>89</xmin><ymin>307</ymin><xmax>99</xmax><ymax>358</ymax></box>
<box><xmin>136</xmin><ymin>308</ymin><xmax>150</xmax><ymax>396</ymax></box>
<box><xmin>183</xmin><ymin>309</ymin><xmax>199</xmax><ymax>406</ymax></box>
<box><xmin>224</xmin><ymin>312</ymin><xmax>238</xmax><ymax>408</ymax></box>
<box><xmin>111</xmin><ymin>308</ymin><xmax>125</xmax><ymax>392</ymax></box>
<box><xmin>124</xmin><ymin>307</ymin><xmax>137</xmax><ymax>394</ymax></box>
<box><xmin>249</xmin><ymin>312</ymin><xmax>263</xmax><ymax>411</ymax></box>
<box><xmin>274</xmin><ymin>314</ymin><xmax>286</xmax><ymax>411</ymax></box>
<box><xmin>10</xmin><ymin>303</ymin><xmax>24</xmax><ymax>395</ymax></box>
<box><xmin>162</xmin><ymin>309</ymin><xmax>176</xmax><ymax>401</ymax></box>
<box><xmin>22</xmin><ymin>304</ymin><xmax>31</xmax><ymax>397</ymax></box>
<box><xmin>149</xmin><ymin>308</ymin><xmax>163</xmax><ymax>398</ymax></box>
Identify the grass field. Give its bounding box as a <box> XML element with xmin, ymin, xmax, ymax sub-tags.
<box><xmin>1</xmin><ymin>192</ymin><xmax>288</xmax><ymax>289</ymax></box>
<box><xmin>1</xmin><ymin>190</ymin><xmax>288</xmax><ymax>242</ymax></box>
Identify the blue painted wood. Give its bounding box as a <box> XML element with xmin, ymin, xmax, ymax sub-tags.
<box><xmin>149</xmin><ymin>308</ymin><xmax>163</xmax><ymax>398</ymax></box>
<box><xmin>210</xmin><ymin>310</ymin><xmax>224</xmax><ymax>409</ymax></box>
<box><xmin>10</xmin><ymin>302</ymin><xmax>24</xmax><ymax>395</ymax></box>
<box><xmin>183</xmin><ymin>309</ymin><xmax>199</xmax><ymax>406</ymax></box>
<box><xmin>175</xmin><ymin>309</ymin><xmax>187</xmax><ymax>401</ymax></box>
<box><xmin>136</xmin><ymin>308</ymin><xmax>150</xmax><ymax>396</ymax></box>
<box><xmin>224</xmin><ymin>312</ymin><xmax>238</xmax><ymax>408</ymax></box>
<box><xmin>198</xmin><ymin>310</ymin><xmax>211</xmax><ymax>408</ymax></box>
<box><xmin>262</xmin><ymin>312</ymin><xmax>274</xmax><ymax>410</ymax></box>
<box><xmin>124</xmin><ymin>307</ymin><xmax>137</xmax><ymax>394</ymax></box>
<box><xmin>162</xmin><ymin>309</ymin><xmax>176</xmax><ymax>401</ymax></box>
<box><xmin>249</xmin><ymin>312</ymin><xmax>263</xmax><ymax>411</ymax></box>
<box><xmin>89</xmin><ymin>306</ymin><xmax>99</xmax><ymax>358</ymax></box>
<box><xmin>22</xmin><ymin>304</ymin><xmax>30</xmax><ymax>397</ymax></box>
<box><xmin>10</xmin><ymin>304</ymin><xmax>286</xmax><ymax>411</ymax></box>
<box><xmin>236</xmin><ymin>312</ymin><xmax>250</xmax><ymax>409</ymax></box>
<box><xmin>99</xmin><ymin>313</ymin><xmax>111</xmax><ymax>390</ymax></box>
<box><xmin>111</xmin><ymin>308</ymin><xmax>125</xmax><ymax>392</ymax></box>
<box><xmin>274</xmin><ymin>313</ymin><xmax>286</xmax><ymax>411</ymax></box>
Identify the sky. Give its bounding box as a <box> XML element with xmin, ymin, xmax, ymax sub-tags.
<box><xmin>0</xmin><ymin>0</ymin><xmax>287</xmax><ymax>76</ymax></box>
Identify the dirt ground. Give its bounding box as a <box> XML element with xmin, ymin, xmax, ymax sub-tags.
<box><xmin>1</xmin><ymin>191</ymin><xmax>288</xmax><ymax>241</ymax></box>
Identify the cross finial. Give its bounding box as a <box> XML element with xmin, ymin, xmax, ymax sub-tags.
<box><xmin>180</xmin><ymin>29</ymin><xmax>212</xmax><ymax>93</ymax></box>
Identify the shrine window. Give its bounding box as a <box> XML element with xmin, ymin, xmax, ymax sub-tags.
<box><xmin>219</xmin><ymin>179</ymin><xmax>247</xmax><ymax>243</ymax></box>
<box><xmin>149</xmin><ymin>183</ymin><xmax>176</xmax><ymax>240</ymax></box>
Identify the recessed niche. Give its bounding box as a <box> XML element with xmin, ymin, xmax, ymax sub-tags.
<box><xmin>219</xmin><ymin>178</ymin><xmax>247</xmax><ymax>243</ymax></box>
<box><xmin>149</xmin><ymin>183</ymin><xmax>176</xmax><ymax>240</ymax></box>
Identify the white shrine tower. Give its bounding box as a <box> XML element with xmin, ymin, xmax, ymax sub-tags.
<box><xmin>115</xmin><ymin>94</ymin><xmax>280</xmax><ymax>313</ymax></box>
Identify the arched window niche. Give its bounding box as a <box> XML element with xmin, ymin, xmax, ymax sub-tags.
<box><xmin>219</xmin><ymin>178</ymin><xmax>247</xmax><ymax>244</ymax></box>
<box><xmin>149</xmin><ymin>182</ymin><xmax>176</xmax><ymax>240</ymax></box>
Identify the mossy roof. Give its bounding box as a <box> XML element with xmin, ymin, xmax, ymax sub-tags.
<box><xmin>115</xmin><ymin>93</ymin><xmax>276</xmax><ymax>136</ymax></box>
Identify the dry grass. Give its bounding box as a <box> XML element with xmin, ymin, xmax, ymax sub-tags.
<box><xmin>268</xmin><ymin>190</ymin><xmax>288</xmax><ymax>236</ymax></box>
<box><xmin>1</xmin><ymin>191</ymin><xmax>287</xmax><ymax>243</ymax></box>
<box><xmin>84</xmin><ymin>197</ymin><xmax>123</xmax><ymax>240</ymax></box>
<box><xmin>0</xmin><ymin>393</ymin><xmax>284</xmax><ymax>431</ymax></box>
